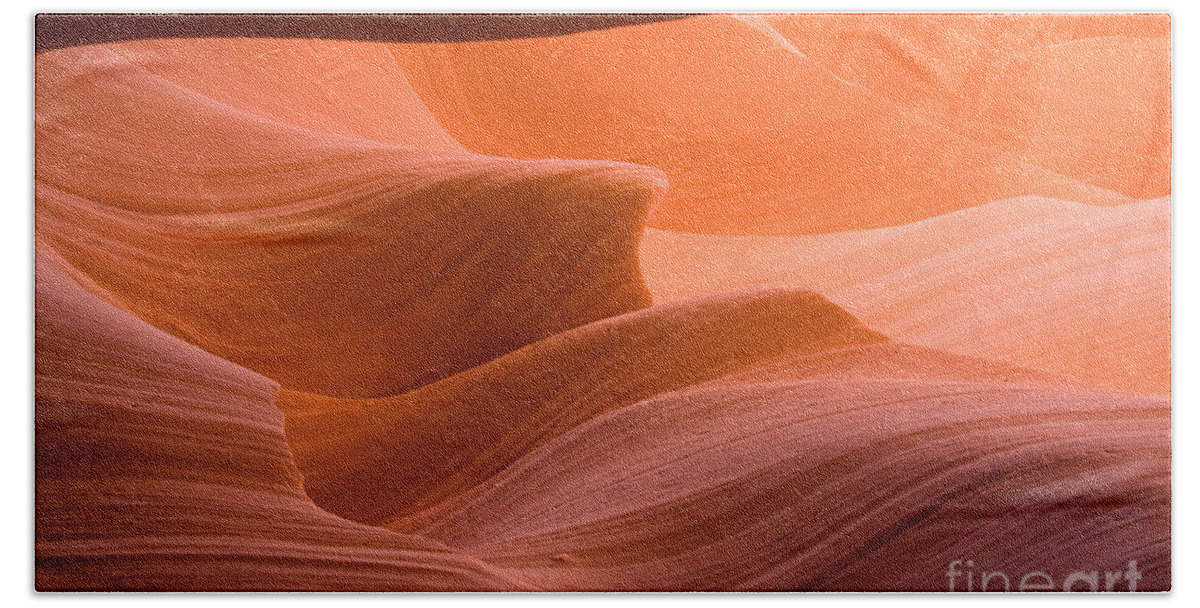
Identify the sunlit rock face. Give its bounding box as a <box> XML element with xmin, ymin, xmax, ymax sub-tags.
<box><xmin>640</xmin><ymin>196</ymin><xmax>1171</xmax><ymax>395</ymax></box>
<box><xmin>35</xmin><ymin>14</ymin><xmax>1170</xmax><ymax>592</ymax></box>
<box><xmin>391</xmin><ymin>14</ymin><xmax>1169</xmax><ymax>233</ymax></box>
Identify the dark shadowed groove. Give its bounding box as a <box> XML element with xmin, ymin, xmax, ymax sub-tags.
<box><xmin>35</xmin><ymin>13</ymin><xmax>699</xmax><ymax>53</ymax></box>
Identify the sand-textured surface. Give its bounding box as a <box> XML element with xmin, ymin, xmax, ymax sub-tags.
<box><xmin>35</xmin><ymin>244</ymin><xmax>526</xmax><ymax>591</ymax></box>
<box><xmin>37</xmin><ymin>41</ymin><xmax>664</xmax><ymax>398</ymax></box>
<box><xmin>641</xmin><ymin>196</ymin><xmax>1170</xmax><ymax>394</ymax></box>
<box><xmin>392</xmin><ymin>14</ymin><xmax>1167</xmax><ymax>235</ymax></box>
<box><xmin>35</xmin><ymin>16</ymin><xmax>1170</xmax><ymax>592</ymax></box>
